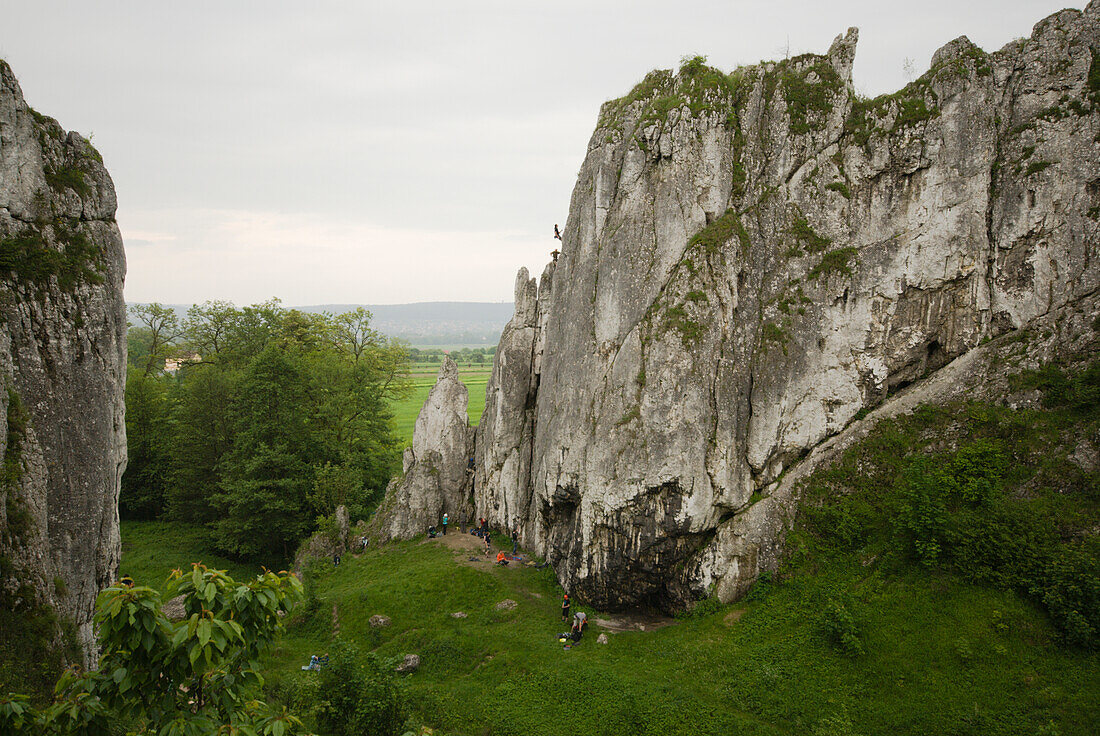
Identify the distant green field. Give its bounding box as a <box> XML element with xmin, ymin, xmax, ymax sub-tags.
<box><xmin>392</xmin><ymin>367</ymin><xmax>491</xmax><ymax>446</ymax></box>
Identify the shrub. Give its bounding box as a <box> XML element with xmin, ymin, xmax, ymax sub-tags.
<box><xmin>808</xmin><ymin>247</ymin><xmax>858</xmax><ymax>280</ymax></box>
<box><xmin>688</xmin><ymin>209</ymin><xmax>749</xmax><ymax>255</ymax></box>
<box><xmin>1011</xmin><ymin>361</ymin><xmax>1100</xmax><ymax>413</ymax></box>
<box><xmin>799</xmin><ymin>393</ymin><xmax>1100</xmax><ymax>648</ymax></box>
<box><xmin>821</xmin><ymin>596</ymin><xmax>863</xmax><ymax>655</ymax></box>
<box><xmin>2</xmin><ymin>566</ymin><xmax>308</xmax><ymax>733</ymax></box>
<box><xmin>677</xmin><ymin>584</ymin><xmax>723</xmax><ymax>618</ymax></box>
<box><xmin>312</xmin><ymin>638</ymin><xmax>404</xmax><ymax>736</ymax></box>
<box><xmin>743</xmin><ymin>570</ymin><xmax>773</xmax><ymax>602</ymax></box>
<box><xmin>789</xmin><ymin>216</ymin><xmax>831</xmax><ymax>253</ymax></box>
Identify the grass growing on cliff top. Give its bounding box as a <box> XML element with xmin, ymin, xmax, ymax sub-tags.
<box><xmin>598</xmin><ymin>55</ymin><xmax>749</xmax><ymax>133</ymax></box>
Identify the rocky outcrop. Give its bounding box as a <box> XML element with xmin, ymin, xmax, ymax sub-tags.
<box><xmin>369</xmin><ymin>356</ymin><xmax>474</xmax><ymax>539</ymax></box>
<box><xmin>0</xmin><ymin>60</ymin><xmax>127</xmax><ymax>664</ymax></box>
<box><xmin>381</xmin><ymin>4</ymin><xmax>1100</xmax><ymax>611</ymax></box>
<box><xmin>292</xmin><ymin>504</ymin><xmax>352</xmax><ymax>572</ymax></box>
<box><xmin>472</xmin><ymin>266</ymin><xmax>553</xmax><ymax>532</ymax></box>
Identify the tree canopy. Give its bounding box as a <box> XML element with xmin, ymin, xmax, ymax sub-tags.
<box><xmin>121</xmin><ymin>301</ymin><xmax>411</xmax><ymax>562</ymax></box>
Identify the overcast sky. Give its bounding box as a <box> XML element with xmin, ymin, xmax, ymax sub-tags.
<box><xmin>1</xmin><ymin>0</ymin><xmax>1079</xmax><ymax>305</ymax></box>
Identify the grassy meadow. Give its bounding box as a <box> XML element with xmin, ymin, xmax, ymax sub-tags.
<box><xmin>392</xmin><ymin>365</ymin><xmax>490</xmax><ymax>446</ymax></box>
<box><xmin>116</xmin><ymin>365</ymin><xmax>1100</xmax><ymax>735</ymax></box>
<box><xmin>119</xmin><ymin>519</ymin><xmax>1099</xmax><ymax>736</ymax></box>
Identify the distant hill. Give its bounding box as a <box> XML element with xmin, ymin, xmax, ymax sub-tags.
<box><xmin>129</xmin><ymin>302</ymin><xmax>514</xmax><ymax>347</ymax></box>
<box><xmin>299</xmin><ymin>302</ymin><xmax>514</xmax><ymax>345</ymax></box>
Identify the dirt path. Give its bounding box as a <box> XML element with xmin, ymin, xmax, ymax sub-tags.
<box><xmin>592</xmin><ymin>610</ymin><xmax>677</xmax><ymax>632</ymax></box>
<box><xmin>420</xmin><ymin>530</ymin><xmax>536</xmax><ymax>569</ymax></box>
<box><xmin>422</xmin><ymin>532</ymin><xmax>677</xmax><ymax>632</ymax></box>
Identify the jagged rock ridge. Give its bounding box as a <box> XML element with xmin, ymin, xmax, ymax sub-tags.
<box><xmin>0</xmin><ymin>60</ymin><xmax>127</xmax><ymax>664</ymax></box>
<box><xmin>369</xmin><ymin>355</ymin><xmax>475</xmax><ymax>538</ymax></box>
<box><xmin>379</xmin><ymin>4</ymin><xmax>1100</xmax><ymax>611</ymax></box>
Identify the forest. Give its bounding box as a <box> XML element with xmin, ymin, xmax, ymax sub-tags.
<box><xmin>122</xmin><ymin>301</ymin><xmax>411</xmax><ymax>562</ymax></box>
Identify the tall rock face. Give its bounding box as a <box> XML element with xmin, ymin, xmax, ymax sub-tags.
<box><xmin>370</xmin><ymin>355</ymin><xmax>474</xmax><ymax>539</ymax></box>
<box><xmin>472</xmin><ymin>265</ymin><xmax>553</xmax><ymax>529</ymax></box>
<box><xmin>381</xmin><ymin>4</ymin><xmax>1100</xmax><ymax>611</ymax></box>
<box><xmin>0</xmin><ymin>60</ymin><xmax>127</xmax><ymax>666</ymax></box>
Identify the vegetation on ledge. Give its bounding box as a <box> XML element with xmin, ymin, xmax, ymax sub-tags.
<box><xmin>597</xmin><ymin>55</ymin><xmax>750</xmax><ymax>136</ymax></box>
<box><xmin>808</xmin><ymin>246</ymin><xmax>858</xmax><ymax>280</ymax></box>
<box><xmin>0</xmin><ymin>224</ymin><xmax>105</xmax><ymax>294</ymax></box>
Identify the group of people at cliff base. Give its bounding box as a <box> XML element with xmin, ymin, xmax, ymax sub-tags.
<box><xmin>426</xmin><ymin>516</ymin><xmax>591</xmax><ymax>647</ymax></box>
<box><xmin>469</xmin><ymin>517</ymin><xmax>521</xmax><ymax>560</ymax></box>
<box><xmin>427</xmin><ymin>513</ymin><xmax>522</xmax><ymax>563</ymax></box>
<box><xmin>428</xmin><ymin>512</ymin><xmax>450</xmax><ymax>539</ymax></box>
<box><xmin>558</xmin><ymin>593</ymin><xmax>588</xmax><ymax>646</ymax></box>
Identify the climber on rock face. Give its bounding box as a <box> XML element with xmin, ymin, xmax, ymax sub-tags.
<box><xmin>554</xmin><ymin>224</ymin><xmax>563</xmax><ymax>241</ymax></box>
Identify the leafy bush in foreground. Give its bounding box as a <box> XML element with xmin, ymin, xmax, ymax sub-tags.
<box><xmin>0</xmin><ymin>565</ymin><xmax>305</xmax><ymax>734</ymax></box>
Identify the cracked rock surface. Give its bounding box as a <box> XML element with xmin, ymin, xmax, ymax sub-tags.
<box><xmin>381</xmin><ymin>4</ymin><xmax>1100</xmax><ymax>611</ymax></box>
<box><xmin>0</xmin><ymin>60</ymin><xmax>126</xmax><ymax>663</ymax></box>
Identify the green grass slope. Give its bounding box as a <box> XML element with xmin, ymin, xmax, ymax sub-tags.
<box><xmin>122</xmin><ymin>521</ymin><xmax>1097</xmax><ymax>734</ymax></box>
<box><xmin>119</xmin><ymin>520</ymin><xmax>262</xmax><ymax>596</ymax></box>
<box><xmin>119</xmin><ymin>364</ymin><xmax>1100</xmax><ymax>735</ymax></box>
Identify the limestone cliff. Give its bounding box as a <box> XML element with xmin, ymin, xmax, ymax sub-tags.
<box><xmin>0</xmin><ymin>60</ymin><xmax>127</xmax><ymax>666</ymax></box>
<box><xmin>386</xmin><ymin>3</ymin><xmax>1100</xmax><ymax>610</ymax></box>
<box><xmin>369</xmin><ymin>355</ymin><xmax>474</xmax><ymax>539</ymax></box>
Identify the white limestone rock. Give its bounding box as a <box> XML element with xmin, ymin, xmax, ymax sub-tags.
<box><xmin>0</xmin><ymin>60</ymin><xmax>127</xmax><ymax>665</ymax></box>
<box><xmin>367</xmin><ymin>356</ymin><xmax>474</xmax><ymax>539</ymax></box>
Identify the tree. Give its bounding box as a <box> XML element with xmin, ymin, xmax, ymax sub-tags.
<box><xmin>129</xmin><ymin>303</ymin><xmax>183</xmax><ymax>377</ymax></box>
<box><xmin>182</xmin><ymin>299</ymin><xmax>237</xmax><ymax>359</ymax></box>
<box><xmin>308</xmin><ymin>462</ymin><xmax>363</xmax><ymax>519</ymax></box>
<box><xmin>326</xmin><ymin>308</ymin><xmax>381</xmax><ymax>363</ymax></box>
<box><xmin>0</xmin><ymin>566</ymin><xmax>306</xmax><ymax>735</ymax></box>
<box><xmin>167</xmin><ymin>365</ymin><xmax>237</xmax><ymax>523</ymax></box>
<box><xmin>212</xmin><ymin>345</ymin><xmax>321</xmax><ymax>561</ymax></box>
<box><xmin>119</xmin><ymin>371</ymin><xmax>172</xmax><ymax>519</ymax></box>
<box><xmin>127</xmin><ymin>300</ymin><xmax>410</xmax><ymax>559</ymax></box>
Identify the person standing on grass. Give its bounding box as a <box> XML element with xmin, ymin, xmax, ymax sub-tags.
<box><xmin>511</xmin><ymin>528</ymin><xmax>519</xmax><ymax>555</ymax></box>
<box><xmin>442</xmin><ymin>513</ymin><xmax>449</xmax><ymax>536</ymax></box>
<box><xmin>484</xmin><ymin>531</ymin><xmax>492</xmax><ymax>557</ymax></box>
<box><xmin>573</xmin><ymin>610</ymin><xmax>587</xmax><ymax>633</ymax></box>
<box><xmin>561</xmin><ymin>593</ymin><xmax>570</xmax><ymax>622</ymax></box>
